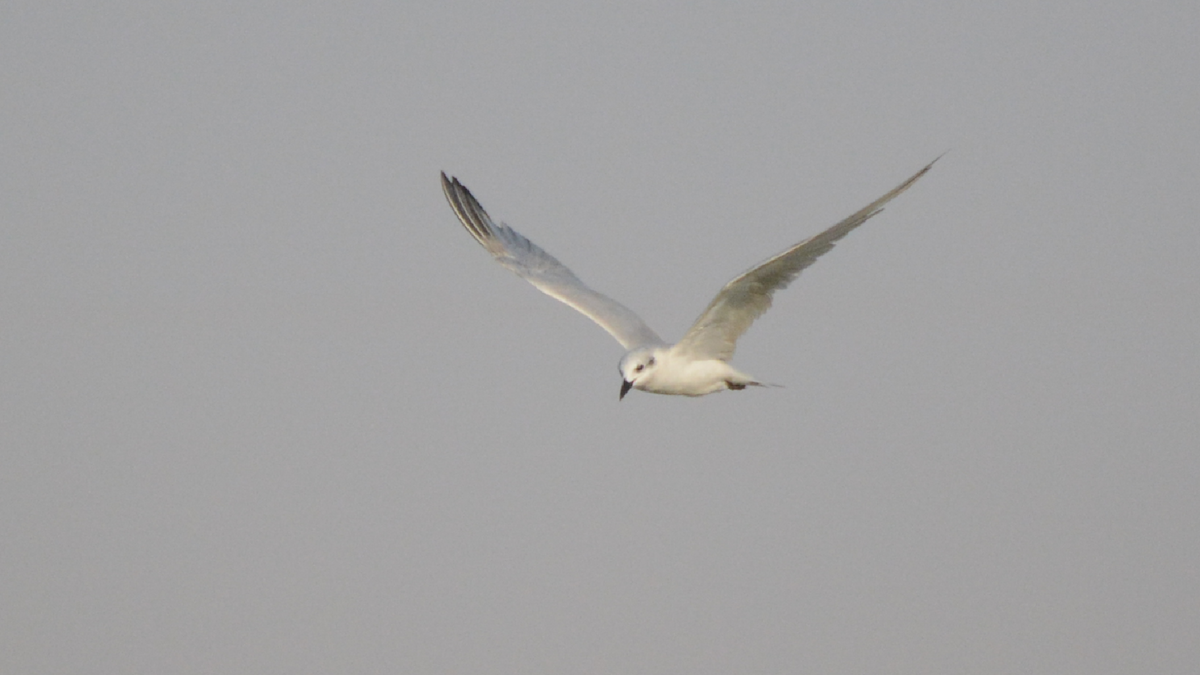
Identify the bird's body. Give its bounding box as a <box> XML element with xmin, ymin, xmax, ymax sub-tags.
<box><xmin>440</xmin><ymin>158</ymin><xmax>938</xmax><ymax>399</ymax></box>
<box><xmin>618</xmin><ymin>346</ymin><xmax>760</xmax><ymax>398</ymax></box>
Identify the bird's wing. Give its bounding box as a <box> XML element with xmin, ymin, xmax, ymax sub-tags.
<box><xmin>674</xmin><ymin>157</ymin><xmax>939</xmax><ymax>361</ymax></box>
<box><xmin>441</xmin><ymin>173</ymin><xmax>665</xmax><ymax>350</ymax></box>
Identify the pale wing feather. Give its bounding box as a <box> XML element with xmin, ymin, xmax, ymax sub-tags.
<box><xmin>441</xmin><ymin>173</ymin><xmax>664</xmax><ymax>350</ymax></box>
<box><xmin>675</xmin><ymin>158</ymin><xmax>939</xmax><ymax>360</ymax></box>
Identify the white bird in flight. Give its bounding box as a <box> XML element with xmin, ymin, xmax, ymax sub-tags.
<box><xmin>441</xmin><ymin>158</ymin><xmax>937</xmax><ymax>399</ymax></box>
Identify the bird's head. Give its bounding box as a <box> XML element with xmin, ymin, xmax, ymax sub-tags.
<box><xmin>618</xmin><ymin>348</ymin><xmax>661</xmax><ymax>400</ymax></box>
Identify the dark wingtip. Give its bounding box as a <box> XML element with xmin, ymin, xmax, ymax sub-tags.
<box><xmin>919</xmin><ymin>151</ymin><xmax>948</xmax><ymax>176</ymax></box>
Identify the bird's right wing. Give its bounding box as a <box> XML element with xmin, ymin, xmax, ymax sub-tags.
<box><xmin>674</xmin><ymin>157</ymin><xmax>939</xmax><ymax>361</ymax></box>
<box><xmin>441</xmin><ymin>173</ymin><xmax>665</xmax><ymax>350</ymax></box>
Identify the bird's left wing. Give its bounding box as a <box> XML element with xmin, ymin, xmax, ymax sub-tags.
<box><xmin>441</xmin><ymin>173</ymin><xmax>665</xmax><ymax>350</ymax></box>
<box><xmin>674</xmin><ymin>157</ymin><xmax>939</xmax><ymax>361</ymax></box>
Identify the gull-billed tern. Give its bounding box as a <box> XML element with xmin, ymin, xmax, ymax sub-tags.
<box><xmin>441</xmin><ymin>158</ymin><xmax>937</xmax><ymax>399</ymax></box>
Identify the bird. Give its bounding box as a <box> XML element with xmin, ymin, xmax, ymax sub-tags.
<box><xmin>440</xmin><ymin>158</ymin><xmax>938</xmax><ymax>399</ymax></box>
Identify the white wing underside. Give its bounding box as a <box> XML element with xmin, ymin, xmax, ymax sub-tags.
<box><xmin>441</xmin><ymin>173</ymin><xmax>665</xmax><ymax>350</ymax></box>
<box><xmin>673</xmin><ymin>157</ymin><xmax>940</xmax><ymax>361</ymax></box>
<box><xmin>442</xmin><ymin>157</ymin><xmax>937</xmax><ymax>359</ymax></box>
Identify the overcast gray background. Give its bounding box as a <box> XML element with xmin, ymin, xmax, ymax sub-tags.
<box><xmin>3</xmin><ymin>1</ymin><xmax>1198</xmax><ymax>673</ymax></box>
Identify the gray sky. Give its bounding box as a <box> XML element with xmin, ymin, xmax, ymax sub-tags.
<box><xmin>3</xmin><ymin>1</ymin><xmax>1198</xmax><ymax>673</ymax></box>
